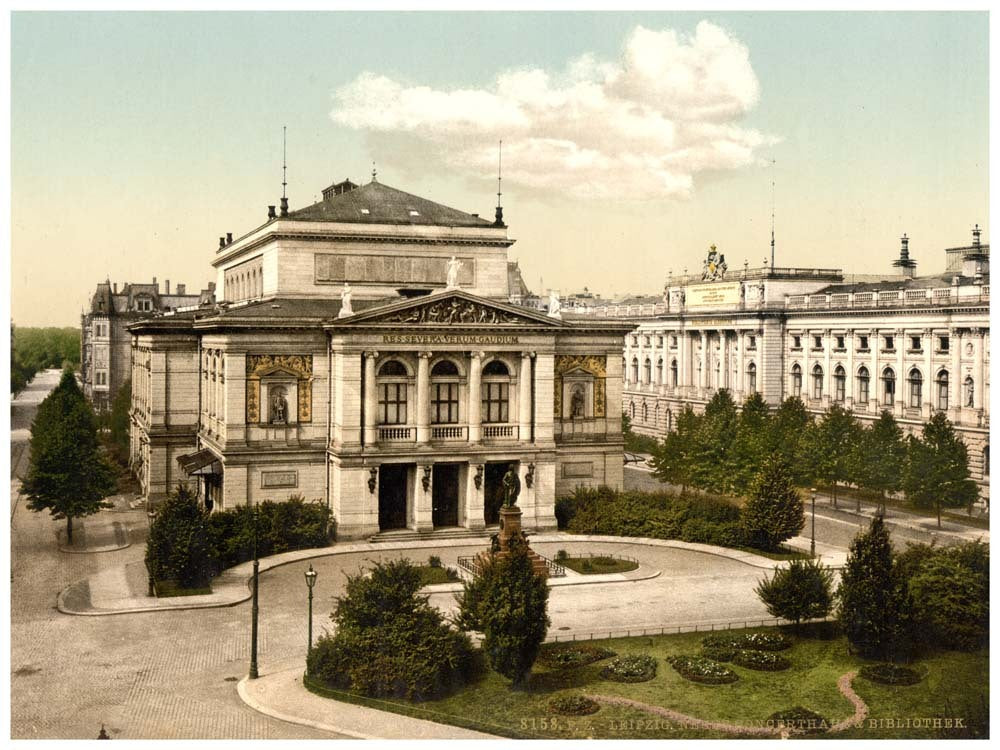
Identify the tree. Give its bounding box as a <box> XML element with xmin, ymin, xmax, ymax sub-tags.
<box><xmin>739</xmin><ymin>456</ymin><xmax>804</xmax><ymax>551</ymax></box>
<box><xmin>837</xmin><ymin>515</ymin><xmax>907</xmax><ymax>659</ymax></box>
<box><xmin>754</xmin><ymin>559</ymin><xmax>834</xmax><ymax>629</ymax></box>
<box><xmin>813</xmin><ymin>405</ymin><xmax>862</xmax><ymax>508</ymax></box>
<box><xmin>902</xmin><ymin>412</ymin><xmax>978</xmax><ymax>527</ymax></box>
<box><xmin>728</xmin><ymin>392</ymin><xmax>771</xmax><ymax>494</ymax></box>
<box><xmin>690</xmin><ymin>389</ymin><xmax>738</xmax><ymax>493</ymax></box>
<box><xmin>907</xmin><ymin>554</ymin><xmax>988</xmax><ymax>651</ymax></box>
<box><xmin>456</xmin><ymin>532</ymin><xmax>550</xmax><ymax>688</ymax></box>
<box><xmin>107</xmin><ymin>378</ymin><xmax>132</xmax><ymax>464</ymax></box>
<box><xmin>650</xmin><ymin>405</ymin><xmax>698</xmax><ymax>491</ymax></box>
<box><xmin>851</xmin><ymin>411</ymin><xmax>905</xmax><ymax>513</ymax></box>
<box><xmin>145</xmin><ymin>485</ymin><xmax>214</xmax><ymax>589</ymax></box>
<box><xmin>22</xmin><ymin>369</ymin><xmax>115</xmax><ymax>543</ymax></box>
<box><xmin>768</xmin><ymin>398</ymin><xmax>811</xmax><ymax>482</ymax></box>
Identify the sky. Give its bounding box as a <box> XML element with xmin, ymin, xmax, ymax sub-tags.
<box><xmin>10</xmin><ymin>11</ymin><xmax>990</xmax><ymax>326</ymax></box>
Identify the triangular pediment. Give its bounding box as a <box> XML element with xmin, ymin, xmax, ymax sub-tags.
<box><xmin>327</xmin><ymin>290</ymin><xmax>568</xmax><ymax>328</ymax></box>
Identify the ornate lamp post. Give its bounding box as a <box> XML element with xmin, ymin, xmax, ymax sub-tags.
<box><xmin>249</xmin><ymin>502</ymin><xmax>260</xmax><ymax>680</ymax></box>
<box><xmin>810</xmin><ymin>488</ymin><xmax>817</xmax><ymax>559</ymax></box>
<box><xmin>304</xmin><ymin>564</ymin><xmax>318</xmax><ymax>659</ymax></box>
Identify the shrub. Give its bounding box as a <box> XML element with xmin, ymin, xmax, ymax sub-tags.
<box><xmin>702</xmin><ymin>631</ymin><xmax>792</xmax><ymax>652</ymax></box>
<box><xmin>548</xmin><ymin>695</ymin><xmax>600</xmax><ymax>716</ymax></box>
<box><xmin>600</xmin><ymin>654</ymin><xmax>657</xmax><ymax>683</ymax></box>
<box><xmin>755</xmin><ymin>559</ymin><xmax>834</xmax><ymax>627</ymax></box>
<box><xmin>555</xmin><ymin>549</ymin><xmax>568</xmax><ymax>562</ymax></box>
<box><xmin>739</xmin><ymin>457</ymin><xmax>804</xmax><ymax>551</ymax></box>
<box><xmin>538</xmin><ymin>644</ymin><xmax>616</xmax><ymax>669</ymax></box>
<box><xmin>428</xmin><ymin>555</ymin><xmax>442</xmax><ymax>568</ymax></box>
<box><xmin>145</xmin><ymin>486</ymin><xmax>213</xmax><ymax>589</ymax></box>
<box><xmin>768</xmin><ymin>707</ymin><xmax>831</xmax><ymax>735</ymax></box>
<box><xmin>731</xmin><ymin>649</ymin><xmax>791</xmax><ymax>671</ymax></box>
<box><xmin>306</xmin><ymin>559</ymin><xmax>476</xmax><ymax>701</ymax></box>
<box><xmin>859</xmin><ymin>662</ymin><xmax>922</xmax><ymax>686</ymax></box>
<box><xmin>666</xmin><ymin>655</ymin><xmax>738</xmax><ymax>684</ymax></box>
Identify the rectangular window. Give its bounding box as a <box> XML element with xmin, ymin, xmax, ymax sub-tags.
<box><xmin>812</xmin><ymin>373</ymin><xmax>823</xmax><ymax>400</ymax></box>
<box><xmin>884</xmin><ymin>378</ymin><xmax>895</xmax><ymax>405</ymax></box>
<box><xmin>792</xmin><ymin>335</ymin><xmax>801</xmax><ymax>349</ymax></box>
<box><xmin>431</xmin><ymin>383</ymin><xmax>459</xmax><ymax>424</ymax></box>
<box><xmin>748</xmin><ymin>336</ymin><xmax>756</xmax><ymax>349</ymax></box>
<box><xmin>96</xmin><ymin>371</ymin><xmax>107</xmax><ymax>386</ymax></box>
<box><xmin>814</xmin><ymin>335</ymin><xmax>822</xmax><ymax>349</ymax></box>
<box><xmin>859</xmin><ymin>335</ymin><xmax>869</xmax><ymax>350</ymax></box>
<box><xmin>910</xmin><ymin>336</ymin><xmax>922</xmax><ymax>351</ymax></box>
<box><xmin>859</xmin><ymin>375</ymin><xmax>869</xmax><ymax>403</ymax></box>
<box><xmin>482</xmin><ymin>382</ymin><xmax>509</xmax><ymax>423</ymax></box>
<box><xmin>836</xmin><ymin>336</ymin><xmax>845</xmax><ymax>349</ymax></box>
<box><xmin>671</xmin><ymin>336</ymin><xmax>678</xmax><ymax>347</ymax></box>
<box><xmin>885</xmin><ymin>336</ymin><xmax>894</xmax><ymax>351</ymax></box>
<box><xmin>939</xmin><ymin>336</ymin><xmax>949</xmax><ymax>352</ymax></box>
<box><xmin>378</xmin><ymin>383</ymin><xmax>407</xmax><ymax>425</ymax></box>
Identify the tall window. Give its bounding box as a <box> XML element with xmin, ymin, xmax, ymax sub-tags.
<box><xmin>936</xmin><ymin>370</ymin><xmax>949</xmax><ymax>411</ymax></box>
<box><xmin>882</xmin><ymin>367</ymin><xmax>896</xmax><ymax>405</ymax></box>
<box><xmin>984</xmin><ymin>446</ymin><xmax>990</xmax><ymax>477</ymax></box>
<box><xmin>642</xmin><ymin>403</ymin><xmax>648</xmax><ymax>422</ymax></box>
<box><xmin>834</xmin><ymin>365</ymin><xmax>846</xmax><ymax>402</ymax></box>
<box><xmin>908</xmin><ymin>368</ymin><xmax>923</xmax><ymax>408</ymax></box>
<box><xmin>377</xmin><ymin>360</ymin><xmax>408</xmax><ymax>425</ymax></box>
<box><xmin>858</xmin><ymin>366</ymin><xmax>870</xmax><ymax>403</ymax></box>
<box><xmin>482</xmin><ymin>360</ymin><xmax>510</xmax><ymax>423</ymax></box>
<box><xmin>656</xmin><ymin>358</ymin><xmax>663</xmax><ymax>385</ymax></box>
<box><xmin>791</xmin><ymin>364</ymin><xmax>802</xmax><ymax>397</ymax></box>
<box><xmin>629</xmin><ymin>401</ymin><xmax>635</xmax><ymax>419</ymax></box>
<box><xmin>812</xmin><ymin>364</ymin><xmax>824</xmax><ymax>399</ymax></box>
<box><xmin>431</xmin><ymin>359</ymin><xmax>460</xmax><ymax>424</ymax></box>
<box><xmin>670</xmin><ymin>359</ymin><xmax>678</xmax><ymax>387</ymax></box>
<box><xmin>643</xmin><ymin>358</ymin><xmax>651</xmax><ymax>384</ymax></box>
<box><xmin>746</xmin><ymin>362</ymin><xmax>757</xmax><ymax>394</ymax></box>
<box><xmin>631</xmin><ymin>358</ymin><xmax>639</xmax><ymax>384</ymax></box>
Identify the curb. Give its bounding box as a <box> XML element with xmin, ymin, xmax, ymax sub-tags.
<box><xmin>237</xmin><ymin>673</ymin><xmax>372</xmax><ymax>740</ymax></box>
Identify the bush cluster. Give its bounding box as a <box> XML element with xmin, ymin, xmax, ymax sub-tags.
<box><xmin>600</xmin><ymin>654</ymin><xmax>657</xmax><ymax>683</ymax></box>
<box><xmin>702</xmin><ymin>631</ymin><xmax>791</xmax><ymax>652</ymax></box>
<box><xmin>666</xmin><ymin>655</ymin><xmax>739</xmax><ymax>685</ymax></box>
<box><xmin>556</xmin><ymin>486</ymin><xmax>742</xmax><ymax>548</ymax></box>
<box><xmin>767</xmin><ymin>707</ymin><xmax>831</xmax><ymax>735</ymax></box>
<box><xmin>730</xmin><ymin>649</ymin><xmax>791</xmax><ymax>672</ymax></box>
<box><xmin>145</xmin><ymin>488</ymin><xmax>214</xmax><ymax>589</ymax></box>
<box><xmin>307</xmin><ymin>559</ymin><xmax>477</xmax><ymax>701</ymax></box>
<box><xmin>548</xmin><ymin>695</ymin><xmax>600</xmax><ymax>716</ymax></box>
<box><xmin>537</xmin><ymin>644</ymin><xmax>616</xmax><ymax>669</ymax></box>
<box><xmin>859</xmin><ymin>663</ymin><xmax>923</xmax><ymax>686</ymax></box>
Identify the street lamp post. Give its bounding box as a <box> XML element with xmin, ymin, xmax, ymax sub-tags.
<box><xmin>810</xmin><ymin>487</ymin><xmax>817</xmax><ymax>559</ymax></box>
<box><xmin>249</xmin><ymin>503</ymin><xmax>259</xmax><ymax>680</ymax></box>
<box><xmin>304</xmin><ymin>564</ymin><xmax>318</xmax><ymax>660</ymax></box>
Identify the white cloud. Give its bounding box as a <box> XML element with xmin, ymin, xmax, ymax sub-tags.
<box><xmin>331</xmin><ymin>21</ymin><xmax>775</xmax><ymax>200</ymax></box>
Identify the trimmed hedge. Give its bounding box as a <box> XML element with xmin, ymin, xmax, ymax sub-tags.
<box><xmin>666</xmin><ymin>655</ymin><xmax>739</xmax><ymax>685</ymax></box>
<box><xmin>600</xmin><ymin>654</ymin><xmax>657</xmax><ymax>683</ymax></box>
<box><xmin>731</xmin><ymin>649</ymin><xmax>791</xmax><ymax>672</ymax></box>
<box><xmin>538</xmin><ymin>644</ymin><xmax>616</xmax><ymax>669</ymax></box>
<box><xmin>768</xmin><ymin>707</ymin><xmax>831</xmax><ymax>735</ymax></box>
<box><xmin>859</xmin><ymin>662</ymin><xmax>923</xmax><ymax>686</ymax></box>
<box><xmin>548</xmin><ymin>695</ymin><xmax>600</xmax><ymax>716</ymax></box>
<box><xmin>702</xmin><ymin>631</ymin><xmax>792</xmax><ymax>652</ymax></box>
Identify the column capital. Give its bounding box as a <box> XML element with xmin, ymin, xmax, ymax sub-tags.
<box><xmin>364</xmin><ymin>350</ymin><xmax>380</xmax><ymax>360</ymax></box>
<box><xmin>418</xmin><ymin>351</ymin><xmax>434</xmax><ymax>360</ymax></box>
<box><xmin>469</xmin><ymin>350</ymin><xmax>485</xmax><ymax>360</ymax></box>
<box><xmin>521</xmin><ymin>351</ymin><xmax>536</xmax><ymax>359</ymax></box>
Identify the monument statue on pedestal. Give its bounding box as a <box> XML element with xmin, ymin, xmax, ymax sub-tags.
<box><xmin>502</xmin><ymin>466</ymin><xmax>521</xmax><ymax>507</ymax></box>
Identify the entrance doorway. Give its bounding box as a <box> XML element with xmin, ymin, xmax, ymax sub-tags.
<box><xmin>432</xmin><ymin>463</ymin><xmax>460</xmax><ymax>528</ymax></box>
<box><xmin>484</xmin><ymin>461</ymin><xmax>517</xmax><ymax>526</ymax></box>
<box><xmin>378</xmin><ymin>464</ymin><xmax>410</xmax><ymax>530</ymax></box>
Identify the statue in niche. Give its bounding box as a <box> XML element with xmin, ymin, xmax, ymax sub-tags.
<box><xmin>502</xmin><ymin>466</ymin><xmax>521</xmax><ymax>508</ymax></box>
<box><xmin>446</xmin><ymin>256</ymin><xmax>462</xmax><ymax>289</ymax></box>
<box><xmin>570</xmin><ymin>384</ymin><xmax>586</xmax><ymax>419</ymax></box>
<box><xmin>270</xmin><ymin>386</ymin><xmax>288</xmax><ymax>424</ymax></box>
<box><xmin>965</xmin><ymin>377</ymin><xmax>975</xmax><ymax>408</ymax></box>
<box><xmin>338</xmin><ymin>283</ymin><xmax>353</xmax><ymax>318</ymax></box>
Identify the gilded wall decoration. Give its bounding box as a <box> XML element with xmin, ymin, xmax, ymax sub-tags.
<box><xmin>553</xmin><ymin>355</ymin><xmax>607</xmax><ymax>418</ymax></box>
<box><xmin>382</xmin><ymin>298</ymin><xmax>525</xmax><ymax>325</ymax></box>
<box><xmin>245</xmin><ymin>354</ymin><xmax>313</xmax><ymax>424</ymax></box>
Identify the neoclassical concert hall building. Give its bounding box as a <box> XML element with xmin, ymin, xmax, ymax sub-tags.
<box><xmin>129</xmin><ymin>178</ymin><xmax>631</xmax><ymax>538</ymax></box>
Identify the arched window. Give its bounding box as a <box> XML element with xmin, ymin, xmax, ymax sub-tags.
<box><xmin>654</xmin><ymin>403</ymin><xmax>660</xmax><ymax>424</ymax></box>
<box><xmin>857</xmin><ymin>366</ymin><xmax>870</xmax><ymax>404</ymax></box>
<box><xmin>643</xmin><ymin>358</ymin><xmax>651</xmax><ymax>384</ymax></box>
<box><xmin>747</xmin><ymin>362</ymin><xmax>757</xmax><ymax>394</ymax></box>
<box><xmin>631</xmin><ymin>358</ymin><xmax>639</xmax><ymax>384</ymax></box>
<box><xmin>882</xmin><ymin>367</ymin><xmax>896</xmax><ymax>405</ymax></box>
<box><xmin>791</xmin><ymin>364</ymin><xmax>802</xmax><ymax>398</ymax></box>
<box><xmin>656</xmin><ymin>358</ymin><xmax>663</xmax><ymax>385</ymax></box>
<box><xmin>642</xmin><ymin>403</ymin><xmax>648</xmax><ymax>422</ymax></box>
<box><xmin>431</xmin><ymin>359</ymin><xmax>460</xmax><ymax>424</ymax></box>
<box><xmin>908</xmin><ymin>368</ymin><xmax>923</xmax><ymax>408</ymax></box>
<box><xmin>482</xmin><ymin>359</ymin><xmax>510</xmax><ymax>423</ymax></box>
<box><xmin>812</xmin><ymin>364</ymin><xmax>824</xmax><ymax>399</ymax></box>
<box><xmin>936</xmin><ymin>370</ymin><xmax>949</xmax><ymax>411</ymax></box>
<box><xmin>834</xmin><ymin>365</ymin><xmax>846</xmax><ymax>402</ymax></box>
<box><xmin>629</xmin><ymin>401</ymin><xmax>635</xmax><ymax>419</ymax></box>
<box><xmin>670</xmin><ymin>359</ymin><xmax>678</xmax><ymax>387</ymax></box>
<box><xmin>377</xmin><ymin>360</ymin><xmax>409</xmax><ymax>424</ymax></box>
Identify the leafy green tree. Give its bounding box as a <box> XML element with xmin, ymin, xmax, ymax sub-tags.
<box><xmin>728</xmin><ymin>393</ymin><xmax>771</xmax><ymax>494</ymax></box>
<box><xmin>851</xmin><ymin>411</ymin><xmax>905</xmax><ymax>513</ymax></box>
<box><xmin>902</xmin><ymin>412</ymin><xmax>978</xmax><ymax>527</ymax></box>
<box><xmin>457</xmin><ymin>532</ymin><xmax>550</xmax><ymax>688</ymax></box>
<box><xmin>144</xmin><ymin>485</ymin><xmax>214</xmax><ymax>589</ymax></box>
<box><xmin>650</xmin><ymin>405</ymin><xmax>699</xmax><ymax>491</ymax></box>
<box><xmin>816</xmin><ymin>405</ymin><xmax>862</xmax><ymax>507</ymax></box>
<box><xmin>22</xmin><ymin>369</ymin><xmax>115</xmax><ymax>543</ymax></box>
<box><xmin>690</xmin><ymin>389</ymin><xmax>738</xmax><ymax>493</ymax></box>
<box><xmin>107</xmin><ymin>378</ymin><xmax>132</xmax><ymax>464</ymax></box>
<box><xmin>754</xmin><ymin>559</ymin><xmax>834</xmax><ymax>629</ymax></box>
<box><xmin>768</xmin><ymin>398</ymin><xmax>812</xmax><ymax>481</ymax></box>
<box><xmin>739</xmin><ymin>456</ymin><xmax>804</xmax><ymax>551</ymax></box>
<box><xmin>907</xmin><ymin>553</ymin><xmax>988</xmax><ymax>651</ymax></box>
<box><xmin>837</xmin><ymin>515</ymin><xmax>907</xmax><ymax>659</ymax></box>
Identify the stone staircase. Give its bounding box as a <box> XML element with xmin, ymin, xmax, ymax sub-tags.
<box><xmin>367</xmin><ymin>527</ymin><xmax>492</xmax><ymax>544</ymax></box>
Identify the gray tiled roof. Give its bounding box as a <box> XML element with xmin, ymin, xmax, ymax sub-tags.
<box><xmin>815</xmin><ymin>272</ymin><xmax>990</xmax><ymax>294</ymax></box>
<box><xmin>288</xmin><ymin>180</ymin><xmax>495</xmax><ymax>228</ymax></box>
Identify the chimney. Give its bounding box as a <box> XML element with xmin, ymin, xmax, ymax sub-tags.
<box><xmin>280</xmin><ymin>197</ymin><xmax>289</xmax><ymax>217</ymax></box>
<box><xmin>112</xmin><ymin>282</ymin><xmax>117</xmax><ymax>294</ymax></box>
<box><xmin>153</xmin><ymin>276</ymin><xmax>157</xmax><ymax>289</ymax></box>
<box><xmin>219</xmin><ymin>236</ymin><xmax>226</xmax><ymax>249</ymax></box>
<box><xmin>268</xmin><ymin>205</ymin><xmax>276</xmax><ymax>220</ymax></box>
<box><xmin>892</xmin><ymin>233</ymin><xmax>917</xmax><ymax>278</ymax></box>
<box><xmin>176</xmin><ymin>283</ymin><xmax>186</xmax><ymax>295</ymax></box>
<box><xmin>226</xmin><ymin>232</ymin><xmax>233</xmax><ymax>244</ymax></box>
<box><xmin>165</xmin><ymin>279</ymin><xmax>170</xmax><ymax>294</ymax></box>
<box><xmin>973</xmin><ymin>223</ymin><xmax>982</xmax><ymax>248</ymax></box>
<box><xmin>208</xmin><ymin>281</ymin><xmax>216</xmax><ymax>292</ymax></box>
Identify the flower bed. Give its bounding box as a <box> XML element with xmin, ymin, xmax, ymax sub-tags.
<box><xmin>666</xmin><ymin>655</ymin><xmax>739</xmax><ymax>685</ymax></box>
<box><xmin>859</xmin><ymin>663</ymin><xmax>923</xmax><ymax>686</ymax></box>
<box><xmin>702</xmin><ymin>631</ymin><xmax>792</xmax><ymax>652</ymax></box>
<box><xmin>600</xmin><ymin>654</ymin><xmax>658</xmax><ymax>683</ymax></box>
<box><xmin>548</xmin><ymin>695</ymin><xmax>600</xmax><ymax>716</ymax></box>
<box><xmin>538</xmin><ymin>644</ymin><xmax>616</xmax><ymax>669</ymax></box>
<box><xmin>768</xmin><ymin>707</ymin><xmax>831</xmax><ymax>735</ymax></box>
<box><xmin>731</xmin><ymin>649</ymin><xmax>791</xmax><ymax>672</ymax></box>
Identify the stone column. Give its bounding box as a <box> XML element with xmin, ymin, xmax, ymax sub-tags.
<box><xmin>895</xmin><ymin>328</ymin><xmax>905</xmax><ymax>416</ymax></box>
<box><xmin>845</xmin><ymin>330</ymin><xmax>855</xmax><ymax>408</ymax></box>
<box><xmin>823</xmin><ymin>329</ymin><xmax>832</xmax><ymax>406</ymax></box>
<box><xmin>868</xmin><ymin>329</ymin><xmax>879</xmax><ymax>412</ymax></box>
<box><xmin>699</xmin><ymin>330</ymin><xmax>708</xmax><ymax>397</ymax></box>
<box><xmin>973</xmin><ymin>328</ymin><xmax>984</xmax><ymax>411</ymax></box>
<box><xmin>736</xmin><ymin>330</ymin><xmax>745</xmax><ymax>396</ymax></box>
<box><xmin>923</xmin><ymin>328</ymin><xmax>933</xmax><ymax>417</ymax></box>
<box><xmin>950</xmin><ymin>328</ymin><xmax>962</xmax><ymax>421</ymax></box>
<box><xmin>518</xmin><ymin>351</ymin><xmax>533</xmax><ymax>439</ymax></box>
<box><xmin>468</xmin><ymin>351</ymin><xmax>483</xmax><ymax>442</ymax></box>
<box><xmin>718</xmin><ymin>329</ymin><xmax>729</xmax><ymax>390</ymax></box>
<box><xmin>678</xmin><ymin>330</ymin><xmax>688</xmax><ymax>394</ymax></box>
<box><xmin>363</xmin><ymin>351</ymin><xmax>379</xmax><ymax>446</ymax></box>
<box><xmin>416</xmin><ymin>351</ymin><xmax>432</xmax><ymax>443</ymax></box>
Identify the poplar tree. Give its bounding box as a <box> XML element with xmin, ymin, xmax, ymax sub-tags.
<box><xmin>739</xmin><ymin>456</ymin><xmax>804</xmax><ymax>551</ymax></box>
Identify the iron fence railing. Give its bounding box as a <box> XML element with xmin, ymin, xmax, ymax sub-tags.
<box><xmin>546</xmin><ymin>616</ymin><xmax>833</xmax><ymax>643</ymax></box>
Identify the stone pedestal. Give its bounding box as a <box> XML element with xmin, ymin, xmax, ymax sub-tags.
<box><xmin>475</xmin><ymin>505</ymin><xmax>549</xmax><ymax>578</ymax></box>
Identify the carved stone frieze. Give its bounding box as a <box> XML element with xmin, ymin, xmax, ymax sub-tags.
<box><xmin>381</xmin><ymin>298</ymin><xmax>525</xmax><ymax>325</ymax></box>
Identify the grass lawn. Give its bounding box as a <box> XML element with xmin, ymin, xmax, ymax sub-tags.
<box><xmin>415</xmin><ymin>565</ymin><xmax>460</xmax><ymax>586</ymax></box>
<box><xmin>304</xmin><ymin>627</ymin><xmax>987</xmax><ymax>739</ymax></box>
<box><xmin>559</xmin><ymin>556</ymin><xmax>639</xmax><ymax>574</ymax></box>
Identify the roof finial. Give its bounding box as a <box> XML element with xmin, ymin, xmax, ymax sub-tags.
<box><xmin>279</xmin><ymin>126</ymin><xmax>289</xmax><ymax>217</ymax></box>
<box><xmin>371</xmin><ymin>160</ymin><xmax>377</xmax><ymax>182</ymax></box>
<box><xmin>494</xmin><ymin>139</ymin><xmax>504</xmax><ymax>227</ymax></box>
<box><xmin>973</xmin><ymin>223</ymin><xmax>981</xmax><ymax>248</ymax></box>
<box><xmin>770</xmin><ymin>158</ymin><xmax>776</xmax><ymax>268</ymax></box>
